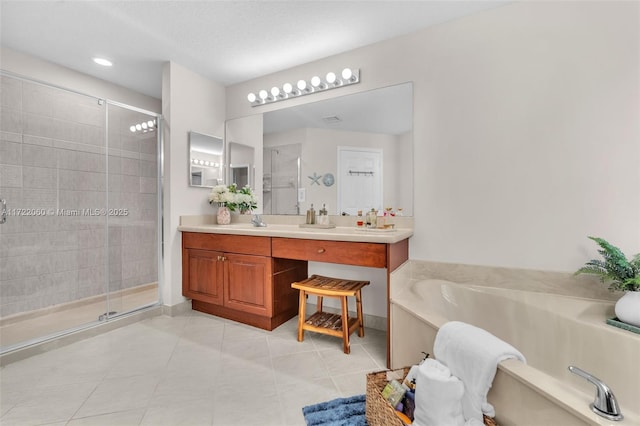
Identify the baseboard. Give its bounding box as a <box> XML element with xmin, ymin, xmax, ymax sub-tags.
<box><xmin>162</xmin><ymin>299</ymin><xmax>192</xmax><ymax>317</ymax></box>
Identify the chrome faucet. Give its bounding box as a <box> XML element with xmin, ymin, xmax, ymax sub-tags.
<box><xmin>568</xmin><ymin>365</ymin><xmax>623</xmax><ymax>421</ymax></box>
<box><xmin>251</xmin><ymin>214</ymin><xmax>267</xmax><ymax>227</ymax></box>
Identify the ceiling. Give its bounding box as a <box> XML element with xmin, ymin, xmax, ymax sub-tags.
<box><xmin>1</xmin><ymin>1</ymin><xmax>508</xmax><ymax>99</ymax></box>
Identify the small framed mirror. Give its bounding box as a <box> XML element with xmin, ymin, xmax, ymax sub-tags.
<box><xmin>189</xmin><ymin>132</ymin><xmax>224</xmax><ymax>188</ymax></box>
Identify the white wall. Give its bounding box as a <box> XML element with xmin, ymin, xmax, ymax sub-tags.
<box><xmin>162</xmin><ymin>61</ymin><xmax>226</xmax><ymax>306</ymax></box>
<box><xmin>227</xmin><ymin>1</ymin><xmax>640</xmax><ymax>273</ymax></box>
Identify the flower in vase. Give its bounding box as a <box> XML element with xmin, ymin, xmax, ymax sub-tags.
<box><xmin>208</xmin><ymin>183</ymin><xmax>257</xmax><ymax>213</ymax></box>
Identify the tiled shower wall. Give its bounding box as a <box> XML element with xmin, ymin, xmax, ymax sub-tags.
<box><xmin>0</xmin><ymin>75</ymin><xmax>158</xmax><ymax>318</ymax></box>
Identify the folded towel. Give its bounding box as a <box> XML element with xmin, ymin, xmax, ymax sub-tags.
<box><xmin>413</xmin><ymin>358</ymin><xmax>466</xmax><ymax>426</ymax></box>
<box><xmin>434</xmin><ymin>321</ymin><xmax>526</xmax><ymax>423</ymax></box>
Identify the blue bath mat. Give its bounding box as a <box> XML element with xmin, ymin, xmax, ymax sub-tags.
<box><xmin>302</xmin><ymin>394</ymin><xmax>367</xmax><ymax>426</ymax></box>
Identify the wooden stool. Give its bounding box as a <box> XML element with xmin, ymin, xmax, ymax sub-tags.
<box><xmin>291</xmin><ymin>274</ymin><xmax>369</xmax><ymax>354</ymax></box>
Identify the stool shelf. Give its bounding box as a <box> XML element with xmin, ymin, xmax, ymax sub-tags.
<box><xmin>292</xmin><ymin>274</ymin><xmax>369</xmax><ymax>354</ymax></box>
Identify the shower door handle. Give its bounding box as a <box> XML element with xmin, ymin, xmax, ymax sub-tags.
<box><xmin>0</xmin><ymin>198</ymin><xmax>6</xmax><ymax>224</ymax></box>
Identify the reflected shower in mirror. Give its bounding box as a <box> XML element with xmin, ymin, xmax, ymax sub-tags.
<box><xmin>228</xmin><ymin>142</ymin><xmax>255</xmax><ymax>189</ymax></box>
<box><xmin>263</xmin><ymin>82</ymin><xmax>413</xmax><ymax>216</ymax></box>
<box><xmin>189</xmin><ymin>132</ymin><xmax>224</xmax><ymax>188</ymax></box>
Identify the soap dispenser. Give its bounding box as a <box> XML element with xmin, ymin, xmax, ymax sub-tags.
<box><xmin>318</xmin><ymin>203</ymin><xmax>329</xmax><ymax>225</ymax></box>
<box><xmin>306</xmin><ymin>204</ymin><xmax>316</xmax><ymax>225</ymax></box>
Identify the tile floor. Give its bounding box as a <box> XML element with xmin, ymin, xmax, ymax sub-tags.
<box><xmin>0</xmin><ymin>310</ymin><xmax>387</xmax><ymax>425</ymax></box>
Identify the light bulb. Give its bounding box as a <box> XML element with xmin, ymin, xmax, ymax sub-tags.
<box><xmin>147</xmin><ymin>120</ymin><xmax>154</xmax><ymax>127</ymax></box>
<box><xmin>205</xmin><ymin>161</ymin><xmax>210</xmax><ymax>166</ymax></box>
<box><xmin>297</xmin><ymin>80</ymin><xmax>307</xmax><ymax>91</ymax></box>
<box><xmin>283</xmin><ymin>83</ymin><xmax>293</xmax><ymax>94</ymax></box>
<box><xmin>247</xmin><ymin>92</ymin><xmax>257</xmax><ymax>103</ymax></box>
<box><xmin>341</xmin><ymin>68</ymin><xmax>353</xmax><ymax>81</ymax></box>
<box><xmin>129</xmin><ymin>125</ymin><xmax>136</xmax><ymax>132</ymax></box>
<box><xmin>136</xmin><ymin>124</ymin><xmax>142</xmax><ymax>131</ymax></box>
<box><xmin>311</xmin><ymin>76</ymin><xmax>321</xmax><ymax>87</ymax></box>
<box><xmin>259</xmin><ymin>90</ymin><xmax>268</xmax><ymax>100</ymax></box>
<box><xmin>326</xmin><ymin>72</ymin><xmax>337</xmax><ymax>84</ymax></box>
<box><xmin>141</xmin><ymin>122</ymin><xmax>148</xmax><ymax>129</ymax></box>
<box><xmin>271</xmin><ymin>86</ymin><xmax>280</xmax><ymax>97</ymax></box>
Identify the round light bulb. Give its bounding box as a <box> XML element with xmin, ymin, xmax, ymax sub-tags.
<box><xmin>147</xmin><ymin>120</ymin><xmax>154</xmax><ymax>127</ymax></box>
<box><xmin>247</xmin><ymin>92</ymin><xmax>257</xmax><ymax>103</ymax></box>
<box><xmin>297</xmin><ymin>80</ymin><xmax>307</xmax><ymax>91</ymax></box>
<box><xmin>135</xmin><ymin>124</ymin><xmax>142</xmax><ymax>131</ymax></box>
<box><xmin>259</xmin><ymin>90</ymin><xmax>268</xmax><ymax>100</ymax></box>
<box><xmin>129</xmin><ymin>125</ymin><xmax>136</xmax><ymax>132</ymax></box>
<box><xmin>341</xmin><ymin>68</ymin><xmax>353</xmax><ymax>80</ymax></box>
<box><xmin>311</xmin><ymin>76</ymin><xmax>321</xmax><ymax>87</ymax></box>
<box><xmin>205</xmin><ymin>161</ymin><xmax>210</xmax><ymax>166</ymax></box>
<box><xmin>271</xmin><ymin>86</ymin><xmax>280</xmax><ymax>97</ymax></box>
<box><xmin>283</xmin><ymin>83</ymin><xmax>293</xmax><ymax>94</ymax></box>
<box><xmin>326</xmin><ymin>72</ymin><xmax>336</xmax><ymax>84</ymax></box>
<box><xmin>141</xmin><ymin>122</ymin><xmax>148</xmax><ymax>129</ymax></box>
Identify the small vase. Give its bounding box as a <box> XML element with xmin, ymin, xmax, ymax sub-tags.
<box><xmin>615</xmin><ymin>291</ymin><xmax>640</xmax><ymax>327</ymax></box>
<box><xmin>217</xmin><ymin>206</ymin><xmax>231</xmax><ymax>225</ymax></box>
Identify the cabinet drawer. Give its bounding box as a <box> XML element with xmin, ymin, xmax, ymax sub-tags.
<box><xmin>272</xmin><ymin>238</ymin><xmax>386</xmax><ymax>268</ymax></box>
<box><xmin>182</xmin><ymin>232</ymin><xmax>271</xmax><ymax>256</ymax></box>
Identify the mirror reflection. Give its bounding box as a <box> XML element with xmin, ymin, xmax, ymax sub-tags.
<box><xmin>263</xmin><ymin>82</ymin><xmax>413</xmax><ymax>216</ymax></box>
<box><xmin>228</xmin><ymin>142</ymin><xmax>255</xmax><ymax>189</ymax></box>
<box><xmin>189</xmin><ymin>132</ymin><xmax>224</xmax><ymax>188</ymax></box>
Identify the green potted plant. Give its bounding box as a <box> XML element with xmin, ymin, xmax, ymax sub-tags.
<box><xmin>576</xmin><ymin>236</ymin><xmax>640</xmax><ymax>327</ymax></box>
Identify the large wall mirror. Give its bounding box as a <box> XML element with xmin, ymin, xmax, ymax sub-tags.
<box><xmin>263</xmin><ymin>82</ymin><xmax>413</xmax><ymax>216</ymax></box>
<box><xmin>189</xmin><ymin>132</ymin><xmax>224</xmax><ymax>188</ymax></box>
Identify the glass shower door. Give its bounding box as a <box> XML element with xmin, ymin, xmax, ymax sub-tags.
<box><xmin>0</xmin><ymin>73</ymin><xmax>161</xmax><ymax>353</ymax></box>
<box><xmin>0</xmin><ymin>74</ymin><xmax>110</xmax><ymax>350</ymax></box>
<box><xmin>104</xmin><ymin>102</ymin><xmax>160</xmax><ymax>318</ymax></box>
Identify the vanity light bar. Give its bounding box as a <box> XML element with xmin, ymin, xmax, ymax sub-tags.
<box><xmin>191</xmin><ymin>158</ymin><xmax>220</xmax><ymax>168</ymax></box>
<box><xmin>247</xmin><ymin>68</ymin><xmax>360</xmax><ymax>107</ymax></box>
<box><xmin>129</xmin><ymin>119</ymin><xmax>157</xmax><ymax>133</ymax></box>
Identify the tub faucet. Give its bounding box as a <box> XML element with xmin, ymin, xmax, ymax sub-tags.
<box><xmin>568</xmin><ymin>365</ymin><xmax>623</xmax><ymax>421</ymax></box>
<box><xmin>251</xmin><ymin>214</ymin><xmax>267</xmax><ymax>227</ymax></box>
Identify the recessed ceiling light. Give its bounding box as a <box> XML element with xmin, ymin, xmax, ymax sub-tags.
<box><xmin>93</xmin><ymin>57</ymin><xmax>112</xmax><ymax>67</ymax></box>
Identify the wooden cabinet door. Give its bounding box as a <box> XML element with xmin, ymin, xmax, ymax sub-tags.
<box><xmin>184</xmin><ymin>249</ymin><xmax>224</xmax><ymax>305</ymax></box>
<box><xmin>224</xmin><ymin>253</ymin><xmax>272</xmax><ymax>316</ymax></box>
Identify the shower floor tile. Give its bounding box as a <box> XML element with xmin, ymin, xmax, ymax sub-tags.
<box><xmin>0</xmin><ymin>284</ymin><xmax>158</xmax><ymax>349</ymax></box>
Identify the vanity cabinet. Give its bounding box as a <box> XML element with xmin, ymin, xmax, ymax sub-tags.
<box><xmin>182</xmin><ymin>232</ymin><xmax>307</xmax><ymax>330</ymax></box>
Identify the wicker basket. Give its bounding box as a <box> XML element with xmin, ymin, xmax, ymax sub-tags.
<box><xmin>366</xmin><ymin>367</ymin><xmax>498</xmax><ymax>426</ymax></box>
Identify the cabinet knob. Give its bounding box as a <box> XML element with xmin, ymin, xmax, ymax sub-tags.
<box><xmin>317</xmin><ymin>248</ymin><xmax>326</xmax><ymax>254</ymax></box>
<box><xmin>221</xmin><ymin>256</ymin><xmax>227</xmax><ymax>261</ymax></box>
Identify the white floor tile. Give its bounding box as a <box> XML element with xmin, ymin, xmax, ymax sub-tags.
<box><xmin>1</xmin><ymin>312</ymin><xmax>387</xmax><ymax>426</ymax></box>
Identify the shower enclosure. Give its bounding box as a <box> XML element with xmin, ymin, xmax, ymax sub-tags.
<box><xmin>0</xmin><ymin>72</ymin><xmax>162</xmax><ymax>353</ymax></box>
<box><xmin>263</xmin><ymin>144</ymin><xmax>300</xmax><ymax>215</ymax></box>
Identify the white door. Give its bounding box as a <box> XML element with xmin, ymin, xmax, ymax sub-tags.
<box><xmin>337</xmin><ymin>147</ymin><xmax>383</xmax><ymax>215</ymax></box>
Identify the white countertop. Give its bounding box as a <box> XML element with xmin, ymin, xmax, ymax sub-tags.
<box><xmin>178</xmin><ymin>215</ymin><xmax>413</xmax><ymax>244</ymax></box>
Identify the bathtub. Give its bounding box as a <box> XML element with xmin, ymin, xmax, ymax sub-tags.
<box><xmin>390</xmin><ymin>276</ymin><xmax>640</xmax><ymax>425</ymax></box>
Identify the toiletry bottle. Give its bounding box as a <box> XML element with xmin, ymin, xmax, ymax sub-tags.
<box><xmin>306</xmin><ymin>204</ymin><xmax>316</xmax><ymax>224</ymax></box>
<box><xmin>356</xmin><ymin>210</ymin><xmax>364</xmax><ymax>227</ymax></box>
<box><xmin>366</xmin><ymin>208</ymin><xmax>377</xmax><ymax>228</ymax></box>
<box><xmin>319</xmin><ymin>203</ymin><xmax>328</xmax><ymax>225</ymax></box>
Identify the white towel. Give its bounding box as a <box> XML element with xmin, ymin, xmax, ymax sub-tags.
<box><xmin>434</xmin><ymin>321</ymin><xmax>526</xmax><ymax>423</ymax></box>
<box><xmin>413</xmin><ymin>358</ymin><xmax>466</xmax><ymax>426</ymax></box>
